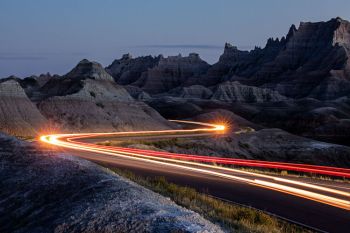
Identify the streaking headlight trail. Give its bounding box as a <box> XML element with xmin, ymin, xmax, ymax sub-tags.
<box><xmin>40</xmin><ymin>120</ymin><xmax>350</xmax><ymax>210</ymax></box>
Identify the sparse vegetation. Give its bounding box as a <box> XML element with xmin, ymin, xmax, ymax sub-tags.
<box><xmin>238</xmin><ymin>167</ymin><xmax>349</xmax><ymax>183</ymax></box>
<box><xmin>97</xmin><ymin>138</ymin><xmax>349</xmax><ymax>183</ymax></box>
<box><xmin>16</xmin><ymin>135</ymin><xmax>35</xmax><ymax>141</ymax></box>
<box><xmin>110</xmin><ymin>168</ymin><xmax>311</xmax><ymax>233</ymax></box>
<box><xmin>89</xmin><ymin>91</ymin><xmax>96</xmax><ymax>98</ymax></box>
<box><xmin>238</xmin><ymin>141</ymin><xmax>250</xmax><ymax>149</ymax></box>
<box><xmin>97</xmin><ymin>137</ymin><xmax>215</xmax><ymax>152</ymax></box>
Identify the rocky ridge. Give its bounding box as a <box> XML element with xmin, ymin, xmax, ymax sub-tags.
<box><xmin>108</xmin><ymin>53</ymin><xmax>210</xmax><ymax>94</ymax></box>
<box><xmin>0</xmin><ymin>133</ymin><xmax>223</xmax><ymax>233</ymax></box>
<box><xmin>0</xmin><ymin>59</ymin><xmax>173</xmax><ymax>136</ymax></box>
<box><xmin>35</xmin><ymin>59</ymin><xmax>172</xmax><ymax>132</ymax></box>
<box><xmin>223</xmin><ymin>17</ymin><xmax>350</xmax><ymax>100</ymax></box>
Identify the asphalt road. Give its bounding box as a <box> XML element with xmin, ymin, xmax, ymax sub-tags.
<box><xmin>63</xmin><ymin>148</ymin><xmax>350</xmax><ymax>233</ymax></box>
<box><xmin>40</xmin><ymin>120</ymin><xmax>350</xmax><ymax>233</ymax></box>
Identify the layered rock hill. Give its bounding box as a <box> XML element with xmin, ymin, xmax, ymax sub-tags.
<box><xmin>105</xmin><ymin>18</ymin><xmax>350</xmax><ymax>101</ymax></box>
<box><xmin>0</xmin><ymin>59</ymin><xmax>174</xmax><ymax>136</ymax></box>
<box><xmin>35</xmin><ymin>59</ymin><xmax>172</xmax><ymax>132</ymax></box>
<box><xmin>213</xmin><ymin>17</ymin><xmax>350</xmax><ymax>100</ymax></box>
<box><xmin>0</xmin><ymin>133</ymin><xmax>223</xmax><ymax>233</ymax></box>
<box><xmin>107</xmin><ymin>53</ymin><xmax>210</xmax><ymax>94</ymax></box>
<box><xmin>165</xmin><ymin>81</ymin><xmax>288</xmax><ymax>103</ymax></box>
<box><xmin>0</xmin><ymin>78</ymin><xmax>48</xmax><ymax>136</ymax></box>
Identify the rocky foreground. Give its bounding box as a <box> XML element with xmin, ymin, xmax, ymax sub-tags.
<box><xmin>0</xmin><ymin>134</ymin><xmax>223</xmax><ymax>233</ymax></box>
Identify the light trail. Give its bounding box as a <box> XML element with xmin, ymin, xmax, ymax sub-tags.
<box><xmin>40</xmin><ymin>120</ymin><xmax>350</xmax><ymax>210</ymax></box>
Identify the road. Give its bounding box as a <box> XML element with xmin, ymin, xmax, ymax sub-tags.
<box><xmin>40</xmin><ymin>120</ymin><xmax>350</xmax><ymax>232</ymax></box>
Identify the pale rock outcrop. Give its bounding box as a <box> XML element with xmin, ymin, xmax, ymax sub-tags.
<box><xmin>38</xmin><ymin>79</ymin><xmax>169</xmax><ymax>132</ymax></box>
<box><xmin>37</xmin><ymin>60</ymin><xmax>172</xmax><ymax>132</ymax></box>
<box><xmin>67</xmin><ymin>59</ymin><xmax>114</xmax><ymax>81</ymax></box>
<box><xmin>0</xmin><ymin>79</ymin><xmax>47</xmax><ymax>136</ymax></box>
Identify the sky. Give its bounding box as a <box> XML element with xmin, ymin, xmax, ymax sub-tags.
<box><xmin>0</xmin><ymin>0</ymin><xmax>349</xmax><ymax>77</ymax></box>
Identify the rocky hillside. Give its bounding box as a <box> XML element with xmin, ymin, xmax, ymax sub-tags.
<box><xmin>35</xmin><ymin>59</ymin><xmax>172</xmax><ymax>132</ymax></box>
<box><xmin>135</xmin><ymin>110</ymin><xmax>350</xmax><ymax>168</ymax></box>
<box><xmin>167</xmin><ymin>85</ymin><xmax>214</xmax><ymax>99</ymax></box>
<box><xmin>211</xmin><ymin>81</ymin><xmax>288</xmax><ymax>102</ymax></box>
<box><xmin>0</xmin><ymin>133</ymin><xmax>223</xmax><ymax>233</ymax></box>
<box><xmin>0</xmin><ymin>78</ymin><xmax>48</xmax><ymax>136</ymax></box>
<box><xmin>1</xmin><ymin>17</ymin><xmax>350</xmax><ymax>144</ymax></box>
<box><xmin>216</xmin><ymin>17</ymin><xmax>350</xmax><ymax>100</ymax></box>
<box><xmin>106</xmin><ymin>18</ymin><xmax>350</xmax><ymax>101</ymax></box>
<box><xmin>106</xmin><ymin>54</ymin><xmax>161</xmax><ymax>85</ymax></box>
<box><xmin>108</xmin><ymin>53</ymin><xmax>210</xmax><ymax>94</ymax></box>
<box><xmin>0</xmin><ymin>59</ymin><xmax>174</xmax><ymax>136</ymax></box>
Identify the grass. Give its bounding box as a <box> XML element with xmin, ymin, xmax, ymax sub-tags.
<box><xmin>237</xmin><ymin>167</ymin><xmax>350</xmax><ymax>183</ymax></box>
<box><xmin>97</xmin><ymin>138</ymin><xmax>212</xmax><ymax>151</ymax></box>
<box><xmin>108</xmin><ymin>168</ymin><xmax>311</xmax><ymax>233</ymax></box>
<box><xmin>16</xmin><ymin>135</ymin><xmax>36</xmax><ymax>141</ymax></box>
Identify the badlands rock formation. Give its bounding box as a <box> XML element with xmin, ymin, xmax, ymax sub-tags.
<box><xmin>106</xmin><ymin>54</ymin><xmax>160</xmax><ymax>85</ymax></box>
<box><xmin>211</xmin><ymin>81</ymin><xmax>288</xmax><ymax>102</ymax></box>
<box><xmin>138</xmin><ymin>125</ymin><xmax>350</xmax><ymax>167</ymax></box>
<box><xmin>123</xmin><ymin>85</ymin><xmax>152</xmax><ymax>100</ymax></box>
<box><xmin>0</xmin><ymin>59</ymin><xmax>174</xmax><ymax>136</ymax></box>
<box><xmin>167</xmin><ymin>85</ymin><xmax>213</xmax><ymax>99</ymax></box>
<box><xmin>0</xmin><ymin>78</ymin><xmax>47</xmax><ymax>136</ymax></box>
<box><xmin>216</xmin><ymin>17</ymin><xmax>350</xmax><ymax>100</ymax></box>
<box><xmin>0</xmin><ymin>133</ymin><xmax>223</xmax><ymax>233</ymax></box>
<box><xmin>106</xmin><ymin>18</ymin><xmax>350</xmax><ymax>101</ymax></box>
<box><xmin>137</xmin><ymin>53</ymin><xmax>210</xmax><ymax>94</ymax></box>
<box><xmin>36</xmin><ymin>59</ymin><xmax>172</xmax><ymax>132</ymax></box>
<box><xmin>108</xmin><ymin>53</ymin><xmax>210</xmax><ymax>94</ymax></box>
<box><xmin>1</xmin><ymin>17</ymin><xmax>350</xmax><ymax>145</ymax></box>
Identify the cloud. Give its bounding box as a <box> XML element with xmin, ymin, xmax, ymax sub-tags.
<box><xmin>135</xmin><ymin>44</ymin><xmax>223</xmax><ymax>50</ymax></box>
<box><xmin>0</xmin><ymin>56</ymin><xmax>47</xmax><ymax>61</ymax></box>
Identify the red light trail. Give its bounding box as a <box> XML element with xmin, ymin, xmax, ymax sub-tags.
<box><xmin>40</xmin><ymin>120</ymin><xmax>350</xmax><ymax>210</ymax></box>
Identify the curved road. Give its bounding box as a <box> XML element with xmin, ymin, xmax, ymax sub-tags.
<box><xmin>40</xmin><ymin>120</ymin><xmax>350</xmax><ymax>232</ymax></box>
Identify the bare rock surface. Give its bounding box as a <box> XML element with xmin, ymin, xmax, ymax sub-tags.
<box><xmin>145</xmin><ymin>128</ymin><xmax>350</xmax><ymax>168</ymax></box>
<box><xmin>36</xmin><ymin>60</ymin><xmax>172</xmax><ymax>132</ymax></box>
<box><xmin>167</xmin><ymin>85</ymin><xmax>213</xmax><ymax>99</ymax></box>
<box><xmin>124</xmin><ymin>85</ymin><xmax>152</xmax><ymax>100</ymax></box>
<box><xmin>0</xmin><ymin>133</ymin><xmax>224</xmax><ymax>233</ymax></box>
<box><xmin>66</xmin><ymin>59</ymin><xmax>114</xmax><ymax>81</ymax></box>
<box><xmin>106</xmin><ymin>54</ymin><xmax>161</xmax><ymax>85</ymax></box>
<box><xmin>214</xmin><ymin>17</ymin><xmax>350</xmax><ymax>100</ymax></box>
<box><xmin>38</xmin><ymin>79</ymin><xmax>171</xmax><ymax>132</ymax></box>
<box><xmin>0</xmin><ymin>79</ymin><xmax>47</xmax><ymax>136</ymax></box>
<box><xmin>211</xmin><ymin>81</ymin><xmax>288</xmax><ymax>103</ymax></box>
<box><xmin>132</xmin><ymin>53</ymin><xmax>210</xmax><ymax>94</ymax></box>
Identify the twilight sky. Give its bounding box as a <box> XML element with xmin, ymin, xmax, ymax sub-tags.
<box><xmin>0</xmin><ymin>0</ymin><xmax>349</xmax><ymax>77</ymax></box>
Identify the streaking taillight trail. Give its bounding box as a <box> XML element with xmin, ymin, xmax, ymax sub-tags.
<box><xmin>40</xmin><ymin>120</ymin><xmax>350</xmax><ymax>210</ymax></box>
